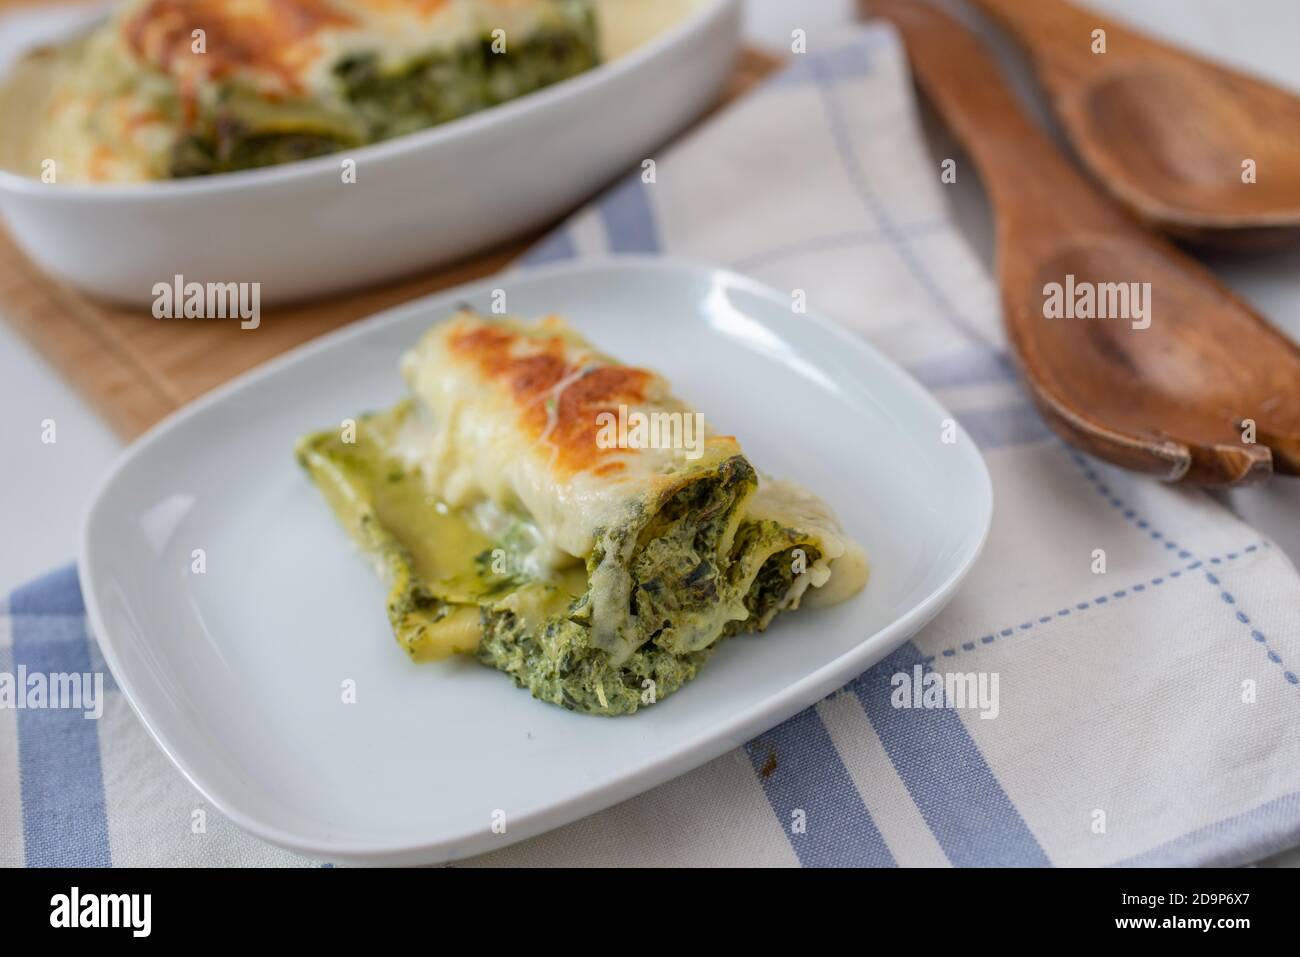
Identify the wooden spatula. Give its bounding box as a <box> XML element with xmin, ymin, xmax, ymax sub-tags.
<box><xmin>870</xmin><ymin>0</ymin><xmax>1300</xmax><ymax>486</ymax></box>
<box><xmin>968</xmin><ymin>0</ymin><xmax>1300</xmax><ymax>250</ymax></box>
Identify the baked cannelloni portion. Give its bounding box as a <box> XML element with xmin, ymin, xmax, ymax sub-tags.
<box><xmin>297</xmin><ymin>311</ymin><xmax>867</xmax><ymax>715</ymax></box>
<box><xmin>22</xmin><ymin>0</ymin><xmax>599</xmax><ymax>182</ymax></box>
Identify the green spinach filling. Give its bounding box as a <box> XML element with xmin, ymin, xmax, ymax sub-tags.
<box><xmin>170</xmin><ymin>3</ymin><xmax>599</xmax><ymax>177</ymax></box>
<box><xmin>297</xmin><ymin>401</ymin><xmax>830</xmax><ymax>716</ymax></box>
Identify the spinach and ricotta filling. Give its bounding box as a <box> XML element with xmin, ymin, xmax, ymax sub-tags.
<box><xmin>19</xmin><ymin>0</ymin><xmax>600</xmax><ymax>182</ymax></box>
<box><xmin>171</xmin><ymin>9</ymin><xmax>599</xmax><ymax>176</ymax></box>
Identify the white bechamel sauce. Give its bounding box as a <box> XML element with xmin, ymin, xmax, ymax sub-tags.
<box><xmin>400</xmin><ymin>313</ymin><xmax>731</xmax><ymax>664</ymax></box>
<box><xmin>596</xmin><ymin>0</ymin><xmax>702</xmax><ymax>59</ymax></box>
<box><xmin>399</xmin><ymin>314</ymin><xmax>726</xmax><ymax>564</ymax></box>
<box><xmin>5</xmin><ymin>0</ymin><xmax>700</xmax><ymax>181</ymax></box>
<box><xmin>396</xmin><ymin>313</ymin><xmax>866</xmax><ymax>662</ymax></box>
<box><xmin>746</xmin><ymin>477</ymin><xmax>870</xmax><ymax>608</ymax></box>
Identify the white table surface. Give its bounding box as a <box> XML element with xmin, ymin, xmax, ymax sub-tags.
<box><xmin>1</xmin><ymin>0</ymin><xmax>1297</xmax><ymax>865</ymax></box>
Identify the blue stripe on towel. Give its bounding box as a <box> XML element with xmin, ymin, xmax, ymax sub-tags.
<box><xmin>1116</xmin><ymin>790</ymin><xmax>1300</xmax><ymax>868</ymax></box>
<box><xmin>851</xmin><ymin>642</ymin><xmax>1050</xmax><ymax>866</ymax></box>
<box><xmin>809</xmin><ymin>52</ymin><xmax>997</xmax><ymax>351</ymax></box>
<box><xmin>729</xmin><ymin>220</ymin><xmax>950</xmax><ymax>273</ymax></box>
<box><xmin>956</xmin><ymin>403</ymin><xmax>1054</xmax><ymax>451</ymax></box>
<box><xmin>768</xmin><ymin>40</ymin><xmax>876</xmax><ymax>88</ymax></box>
<box><xmin>9</xmin><ymin>565</ymin><xmax>84</xmax><ymax>616</ymax></box>
<box><xmin>907</xmin><ymin>348</ymin><xmax>1017</xmax><ymax>391</ymax></box>
<box><xmin>598</xmin><ymin>172</ymin><xmax>660</xmax><ymax>253</ymax></box>
<box><xmin>747</xmin><ymin>707</ymin><xmax>896</xmax><ymax>867</ymax></box>
<box><xmin>518</xmin><ymin>226</ymin><xmax>577</xmax><ymax>266</ymax></box>
<box><xmin>9</xmin><ymin>565</ymin><xmax>112</xmax><ymax>867</ymax></box>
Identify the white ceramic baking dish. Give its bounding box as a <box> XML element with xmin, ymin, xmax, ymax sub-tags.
<box><xmin>0</xmin><ymin>0</ymin><xmax>741</xmax><ymax>304</ymax></box>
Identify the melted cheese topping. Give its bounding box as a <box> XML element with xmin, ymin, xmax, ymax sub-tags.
<box><xmin>395</xmin><ymin>311</ymin><xmax>867</xmax><ymax>663</ymax></box>
<box><xmin>122</xmin><ymin>0</ymin><xmax>555</xmax><ymax>98</ymax></box>
<box><xmin>5</xmin><ymin>0</ymin><xmax>702</xmax><ymax>183</ymax></box>
<box><xmin>299</xmin><ymin>311</ymin><xmax>867</xmax><ymax>681</ymax></box>
<box><xmin>595</xmin><ymin>0</ymin><xmax>699</xmax><ymax>58</ymax></box>
<box><xmin>14</xmin><ymin>30</ymin><xmax>179</xmax><ymax>182</ymax></box>
<box><xmin>399</xmin><ymin>310</ymin><xmax>742</xmax><ymax>563</ymax></box>
<box><xmin>746</xmin><ymin>478</ymin><xmax>868</xmax><ymax>609</ymax></box>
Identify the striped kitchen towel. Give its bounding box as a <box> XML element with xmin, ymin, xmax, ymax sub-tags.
<box><xmin>4</xmin><ymin>22</ymin><xmax>1300</xmax><ymax>867</ymax></box>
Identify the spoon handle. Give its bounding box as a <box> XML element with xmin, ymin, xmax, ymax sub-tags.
<box><xmin>869</xmin><ymin>0</ymin><xmax>1123</xmax><ymax>245</ymax></box>
<box><xmin>968</xmin><ymin>0</ymin><xmax>1107</xmax><ymax>64</ymax></box>
<box><xmin>871</xmin><ymin>0</ymin><xmax>1300</xmax><ymax>486</ymax></box>
<box><xmin>968</xmin><ymin>0</ymin><xmax>1151</xmax><ymax>90</ymax></box>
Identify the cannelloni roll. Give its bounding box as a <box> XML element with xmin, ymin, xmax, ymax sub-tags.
<box><xmin>297</xmin><ymin>310</ymin><xmax>867</xmax><ymax>715</ymax></box>
<box><xmin>18</xmin><ymin>0</ymin><xmax>600</xmax><ymax>181</ymax></box>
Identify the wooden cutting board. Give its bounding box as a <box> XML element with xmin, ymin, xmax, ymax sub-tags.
<box><xmin>0</xmin><ymin>9</ymin><xmax>782</xmax><ymax>438</ymax></box>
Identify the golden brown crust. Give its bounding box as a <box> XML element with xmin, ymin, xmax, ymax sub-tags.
<box><xmin>123</xmin><ymin>0</ymin><xmax>364</xmax><ymax>96</ymax></box>
<box><xmin>445</xmin><ymin>317</ymin><xmax>657</xmax><ymax>476</ymax></box>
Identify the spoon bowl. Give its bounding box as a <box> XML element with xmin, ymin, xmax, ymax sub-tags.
<box><xmin>971</xmin><ymin>0</ymin><xmax>1300</xmax><ymax>249</ymax></box>
<box><xmin>1017</xmin><ymin>236</ymin><xmax>1298</xmax><ymax>484</ymax></box>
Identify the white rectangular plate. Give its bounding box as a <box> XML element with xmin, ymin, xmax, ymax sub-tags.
<box><xmin>79</xmin><ymin>258</ymin><xmax>992</xmax><ymax>864</ymax></box>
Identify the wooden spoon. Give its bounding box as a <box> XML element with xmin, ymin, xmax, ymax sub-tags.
<box><xmin>968</xmin><ymin>0</ymin><xmax>1300</xmax><ymax>250</ymax></box>
<box><xmin>869</xmin><ymin>0</ymin><xmax>1300</xmax><ymax>486</ymax></box>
